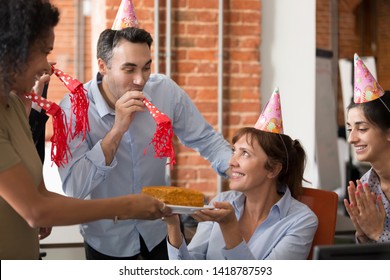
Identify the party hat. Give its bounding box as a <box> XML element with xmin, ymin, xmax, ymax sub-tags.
<box><xmin>112</xmin><ymin>0</ymin><xmax>139</xmax><ymax>30</ymax></box>
<box><xmin>254</xmin><ymin>87</ymin><xmax>283</xmax><ymax>134</ymax></box>
<box><xmin>354</xmin><ymin>53</ymin><xmax>384</xmax><ymax>103</ymax></box>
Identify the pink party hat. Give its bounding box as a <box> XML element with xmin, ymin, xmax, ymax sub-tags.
<box><xmin>254</xmin><ymin>87</ymin><xmax>283</xmax><ymax>134</ymax></box>
<box><xmin>354</xmin><ymin>53</ymin><xmax>384</xmax><ymax>103</ymax></box>
<box><xmin>112</xmin><ymin>0</ymin><xmax>139</xmax><ymax>30</ymax></box>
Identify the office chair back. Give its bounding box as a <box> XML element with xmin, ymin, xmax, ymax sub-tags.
<box><xmin>299</xmin><ymin>187</ymin><xmax>339</xmax><ymax>260</ymax></box>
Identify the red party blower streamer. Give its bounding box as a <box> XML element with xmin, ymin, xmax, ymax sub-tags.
<box><xmin>143</xmin><ymin>98</ymin><xmax>176</xmax><ymax>168</ymax></box>
<box><xmin>52</xmin><ymin>66</ymin><xmax>90</xmax><ymax>141</ymax></box>
<box><xmin>26</xmin><ymin>93</ymin><xmax>70</xmax><ymax>167</ymax></box>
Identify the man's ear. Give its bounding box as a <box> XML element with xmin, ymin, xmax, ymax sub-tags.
<box><xmin>267</xmin><ymin>163</ymin><xmax>282</xmax><ymax>179</ymax></box>
<box><xmin>97</xmin><ymin>58</ymin><xmax>107</xmax><ymax>75</ymax></box>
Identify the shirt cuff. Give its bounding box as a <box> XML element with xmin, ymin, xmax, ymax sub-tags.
<box><xmin>213</xmin><ymin>160</ymin><xmax>230</xmax><ymax>178</ymax></box>
<box><xmin>86</xmin><ymin>139</ymin><xmax>118</xmax><ymax>169</ymax></box>
<box><xmin>167</xmin><ymin>236</ymin><xmax>191</xmax><ymax>260</ymax></box>
<box><xmin>377</xmin><ymin>230</ymin><xmax>390</xmax><ymax>243</ymax></box>
<box><xmin>222</xmin><ymin>240</ymin><xmax>255</xmax><ymax>260</ymax></box>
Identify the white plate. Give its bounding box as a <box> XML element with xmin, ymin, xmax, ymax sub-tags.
<box><xmin>166</xmin><ymin>204</ymin><xmax>214</xmax><ymax>214</ymax></box>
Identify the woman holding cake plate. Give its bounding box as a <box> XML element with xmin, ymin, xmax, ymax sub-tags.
<box><xmin>164</xmin><ymin>88</ymin><xmax>318</xmax><ymax>260</ymax></box>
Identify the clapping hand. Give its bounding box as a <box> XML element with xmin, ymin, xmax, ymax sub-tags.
<box><xmin>344</xmin><ymin>180</ymin><xmax>386</xmax><ymax>242</ymax></box>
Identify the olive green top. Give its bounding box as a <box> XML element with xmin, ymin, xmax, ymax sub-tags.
<box><xmin>0</xmin><ymin>93</ymin><xmax>42</xmax><ymax>259</ymax></box>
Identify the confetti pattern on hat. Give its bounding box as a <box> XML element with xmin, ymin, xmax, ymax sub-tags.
<box><xmin>354</xmin><ymin>53</ymin><xmax>384</xmax><ymax>103</ymax></box>
<box><xmin>112</xmin><ymin>0</ymin><xmax>139</xmax><ymax>30</ymax></box>
<box><xmin>254</xmin><ymin>87</ymin><xmax>283</xmax><ymax>134</ymax></box>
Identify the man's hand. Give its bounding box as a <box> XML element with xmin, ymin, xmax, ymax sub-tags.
<box><xmin>113</xmin><ymin>90</ymin><xmax>145</xmax><ymax>134</ymax></box>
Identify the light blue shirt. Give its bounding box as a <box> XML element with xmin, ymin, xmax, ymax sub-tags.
<box><xmin>58</xmin><ymin>73</ymin><xmax>232</xmax><ymax>257</ymax></box>
<box><xmin>167</xmin><ymin>186</ymin><xmax>318</xmax><ymax>260</ymax></box>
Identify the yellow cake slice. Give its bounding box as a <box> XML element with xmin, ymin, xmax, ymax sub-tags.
<box><xmin>142</xmin><ymin>186</ymin><xmax>204</xmax><ymax>207</ymax></box>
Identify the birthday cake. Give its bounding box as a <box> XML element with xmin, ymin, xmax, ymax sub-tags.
<box><xmin>142</xmin><ymin>186</ymin><xmax>204</xmax><ymax>207</ymax></box>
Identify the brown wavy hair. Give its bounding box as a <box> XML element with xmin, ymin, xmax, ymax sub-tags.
<box><xmin>232</xmin><ymin>127</ymin><xmax>307</xmax><ymax>198</ymax></box>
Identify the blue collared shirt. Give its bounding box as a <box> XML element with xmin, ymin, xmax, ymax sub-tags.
<box><xmin>167</xmin><ymin>186</ymin><xmax>318</xmax><ymax>260</ymax></box>
<box><xmin>58</xmin><ymin>73</ymin><xmax>232</xmax><ymax>257</ymax></box>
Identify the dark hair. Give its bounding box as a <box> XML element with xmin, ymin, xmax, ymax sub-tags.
<box><xmin>97</xmin><ymin>27</ymin><xmax>153</xmax><ymax>67</ymax></box>
<box><xmin>0</xmin><ymin>0</ymin><xmax>59</xmax><ymax>95</ymax></box>
<box><xmin>232</xmin><ymin>127</ymin><xmax>307</xmax><ymax>198</ymax></box>
<box><xmin>347</xmin><ymin>91</ymin><xmax>390</xmax><ymax>132</ymax></box>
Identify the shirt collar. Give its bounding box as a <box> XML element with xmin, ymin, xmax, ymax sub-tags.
<box><xmin>231</xmin><ymin>184</ymin><xmax>292</xmax><ymax>220</ymax></box>
<box><xmin>272</xmin><ymin>184</ymin><xmax>292</xmax><ymax>218</ymax></box>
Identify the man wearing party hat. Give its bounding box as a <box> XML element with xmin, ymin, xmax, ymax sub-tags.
<box><xmin>165</xmin><ymin>88</ymin><xmax>317</xmax><ymax>260</ymax></box>
<box><xmin>58</xmin><ymin>0</ymin><xmax>232</xmax><ymax>259</ymax></box>
<box><xmin>343</xmin><ymin>53</ymin><xmax>390</xmax><ymax>244</ymax></box>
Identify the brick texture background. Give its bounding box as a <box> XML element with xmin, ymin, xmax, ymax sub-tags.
<box><xmin>317</xmin><ymin>0</ymin><xmax>390</xmax><ymax>126</ymax></box>
<box><xmin>47</xmin><ymin>0</ymin><xmax>389</xmax><ymax>199</ymax></box>
<box><xmin>48</xmin><ymin>0</ymin><xmax>261</xmax><ymax>199</ymax></box>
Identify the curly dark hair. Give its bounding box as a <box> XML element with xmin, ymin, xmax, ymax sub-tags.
<box><xmin>0</xmin><ymin>0</ymin><xmax>59</xmax><ymax>96</ymax></box>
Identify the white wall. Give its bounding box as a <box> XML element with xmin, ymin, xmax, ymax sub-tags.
<box><xmin>261</xmin><ymin>0</ymin><xmax>317</xmax><ymax>186</ymax></box>
<box><xmin>42</xmin><ymin>144</ymin><xmax>83</xmax><ymax>245</ymax></box>
<box><xmin>90</xmin><ymin>0</ymin><xmax>107</xmax><ymax>75</ymax></box>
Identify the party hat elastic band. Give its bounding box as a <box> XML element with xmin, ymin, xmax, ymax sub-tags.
<box><xmin>354</xmin><ymin>53</ymin><xmax>384</xmax><ymax>103</ymax></box>
<box><xmin>379</xmin><ymin>98</ymin><xmax>390</xmax><ymax>113</ymax></box>
<box><xmin>112</xmin><ymin>0</ymin><xmax>139</xmax><ymax>29</ymax></box>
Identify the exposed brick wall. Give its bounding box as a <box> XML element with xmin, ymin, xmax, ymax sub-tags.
<box><xmin>45</xmin><ymin>1</ymin><xmax>94</xmax><ymax>134</ymax></box>
<box><xmin>46</xmin><ymin>0</ymin><xmax>77</xmax><ymax>136</ymax></box>
<box><xmin>84</xmin><ymin>16</ymin><xmax>93</xmax><ymax>82</ymax></box>
<box><xmin>376</xmin><ymin>0</ymin><xmax>390</xmax><ymax>91</ymax></box>
<box><xmin>48</xmin><ymin>0</ymin><xmax>262</xmax><ymax>199</ymax></box>
<box><xmin>42</xmin><ymin>0</ymin><xmax>390</xmax><ymax>199</ymax></box>
<box><xmin>103</xmin><ymin>0</ymin><xmax>262</xmax><ymax>198</ymax></box>
<box><xmin>317</xmin><ymin>0</ymin><xmax>390</xmax><ymax>125</ymax></box>
<box><xmin>316</xmin><ymin>0</ymin><xmax>331</xmax><ymax>50</ymax></box>
<box><xmin>338</xmin><ymin>0</ymin><xmax>362</xmax><ymax>60</ymax></box>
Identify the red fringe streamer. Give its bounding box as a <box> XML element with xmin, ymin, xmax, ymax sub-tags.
<box><xmin>142</xmin><ymin>98</ymin><xmax>176</xmax><ymax>168</ymax></box>
<box><xmin>144</xmin><ymin>120</ymin><xmax>176</xmax><ymax>168</ymax></box>
<box><xmin>68</xmin><ymin>85</ymin><xmax>90</xmax><ymax>141</ymax></box>
<box><xmin>46</xmin><ymin>103</ymin><xmax>71</xmax><ymax>167</ymax></box>
<box><xmin>52</xmin><ymin>66</ymin><xmax>90</xmax><ymax>141</ymax></box>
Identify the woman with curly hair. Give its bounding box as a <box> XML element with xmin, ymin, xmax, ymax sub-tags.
<box><xmin>0</xmin><ymin>0</ymin><xmax>169</xmax><ymax>260</ymax></box>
